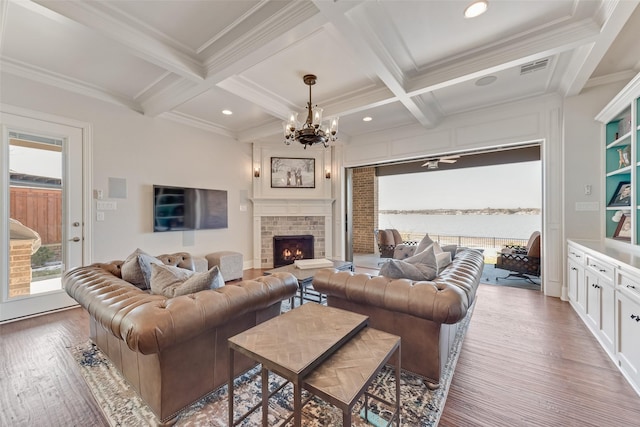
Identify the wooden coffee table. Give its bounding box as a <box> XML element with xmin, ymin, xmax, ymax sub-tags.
<box><xmin>264</xmin><ymin>260</ymin><xmax>354</xmax><ymax>307</ymax></box>
<box><xmin>228</xmin><ymin>303</ymin><xmax>400</xmax><ymax>426</ymax></box>
<box><xmin>228</xmin><ymin>303</ymin><xmax>368</xmax><ymax>427</ymax></box>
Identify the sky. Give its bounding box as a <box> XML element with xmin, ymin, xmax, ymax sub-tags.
<box><xmin>10</xmin><ymin>145</ymin><xmax>61</xmax><ymax>178</ymax></box>
<box><xmin>378</xmin><ymin>160</ymin><xmax>541</xmax><ymax>210</ymax></box>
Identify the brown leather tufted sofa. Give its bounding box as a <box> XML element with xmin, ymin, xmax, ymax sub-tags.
<box><xmin>63</xmin><ymin>252</ymin><xmax>298</xmax><ymax>423</ymax></box>
<box><xmin>313</xmin><ymin>249</ymin><xmax>484</xmax><ymax>388</ymax></box>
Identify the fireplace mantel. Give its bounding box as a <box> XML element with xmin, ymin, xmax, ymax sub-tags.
<box><xmin>251</xmin><ymin>198</ymin><xmax>334</xmax><ymax>216</ymax></box>
<box><xmin>251</xmin><ymin>198</ymin><xmax>335</xmax><ymax>268</ymax></box>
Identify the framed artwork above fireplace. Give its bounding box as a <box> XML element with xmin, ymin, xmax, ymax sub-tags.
<box><xmin>270</xmin><ymin>157</ymin><xmax>315</xmax><ymax>188</ymax></box>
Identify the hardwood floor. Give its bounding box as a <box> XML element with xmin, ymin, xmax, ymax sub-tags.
<box><xmin>1</xmin><ymin>272</ymin><xmax>638</xmax><ymax>426</ymax></box>
<box><xmin>442</xmin><ymin>285</ymin><xmax>640</xmax><ymax>427</ymax></box>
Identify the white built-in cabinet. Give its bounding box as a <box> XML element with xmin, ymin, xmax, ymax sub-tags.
<box><xmin>568</xmin><ymin>239</ymin><xmax>640</xmax><ymax>396</ymax></box>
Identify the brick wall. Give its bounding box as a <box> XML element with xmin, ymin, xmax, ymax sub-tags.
<box><xmin>352</xmin><ymin>167</ymin><xmax>377</xmax><ymax>253</ymax></box>
<box><xmin>261</xmin><ymin>216</ymin><xmax>325</xmax><ymax>268</ymax></box>
<box><xmin>9</xmin><ymin>240</ymin><xmax>32</xmax><ymax>297</ymax></box>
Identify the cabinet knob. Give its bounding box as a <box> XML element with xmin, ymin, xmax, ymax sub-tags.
<box><xmin>599</xmin><ymin>269</ymin><xmax>606</xmax><ymax>273</ymax></box>
<box><xmin>571</xmin><ymin>267</ymin><xmax>577</xmax><ymax>271</ymax></box>
<box><xmin>627</xmin><ymin>284</ymin><xmax>637</xmax><ymax>290</ymax></box>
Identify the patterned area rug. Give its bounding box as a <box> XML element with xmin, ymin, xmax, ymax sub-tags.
<box><xmin>70</xmin><ymin>303</ymin><xmax>472</xmax><ymax>426</ymax></box>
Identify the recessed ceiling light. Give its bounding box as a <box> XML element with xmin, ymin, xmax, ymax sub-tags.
<box><xmin>475</xmin><ymin>75</ymin><xmax>497</xmax><ymax>86</ymax></box>
<box><xmin>362</xmin><ymin>116</ymin><xmax>373</xmax><ymax>122</ymax></box>
<box><xmin>464</xmin><ymin>0</ymin><xmax>488</xmax><ymax>18</ymax></box>
<box><xmin>222</xmin><ymin>109</ymin><xmax>233</xmax><ymax>115</ymax></box>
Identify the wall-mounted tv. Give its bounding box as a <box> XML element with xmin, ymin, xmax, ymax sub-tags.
<box><xmin>153</xmin><ymin>185</ymin><xmax>228</xmax><ymax>232</ymax></box>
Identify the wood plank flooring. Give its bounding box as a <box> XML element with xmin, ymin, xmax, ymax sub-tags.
<box><xmin>1</xmin><ymin>271</ymin><xmax>638</xmax><ymax>426</ymax></box>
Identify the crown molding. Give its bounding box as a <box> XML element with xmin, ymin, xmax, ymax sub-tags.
<box><xmin>32</xmin><ymin>0</ymin><xmax>204</xmax><ymax>81</ymax></box>
<box><xmin>406</xmin><ymin>20</ymin><xmax>600</xmax><ymax>97</ymax></box>
<box><xmin>160</xmin><ymin>111</ymin><xmax>235</xmax><ymax>139</ymax></box>
<box><xmin>584</xmin><ymin>70</ymin><xmax>637</xmax><ymax>89</ymax></box>
<box><xmin>1</xmin><ymin>57</ymin><xmax>141</xmax><ymax>112</ymax></box>
<box><xmin>203</xmin><ymin>1</ymin><xmax>320</xmax><ymax>77</ymax></box>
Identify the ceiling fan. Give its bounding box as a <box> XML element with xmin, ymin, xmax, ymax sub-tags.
<box><xmin>421</xmin><ymin>155</ymin><xmax>460</xmax><ymax>169</ymax></box>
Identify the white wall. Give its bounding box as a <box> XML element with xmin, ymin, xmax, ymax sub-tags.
<box><xmin>563</xmin><ymin>81</ymin><xmax>629</xmax><ymax>242</ymax></box>
<box><xmin>1</xmin><ymin>74</ymin><xmax>254</xmax><ymax>264</ymax></box>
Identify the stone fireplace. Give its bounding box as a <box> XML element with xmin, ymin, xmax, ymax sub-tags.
<box><xmin>252</xmin><ymin>199</ymin><xmax>334</xmax><ymax>268</ymax></box>
<box><xmin>273</xmin><ymin>234</ymin><xmax>314</xmax><ymax>267</ymax></box>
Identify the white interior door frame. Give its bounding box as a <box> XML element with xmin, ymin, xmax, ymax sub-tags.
<box><xmin>0</xmin><ymin>104</ymin><xmax>92</xmax><ymax>322</ymax></box>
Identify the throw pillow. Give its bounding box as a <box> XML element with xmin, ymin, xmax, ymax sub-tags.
<box><xmin>121</xmin><ymin>248</ymin><xmax>153</xmax><ymax>289</ymax></box>
<box><xmin>380</xmin><ymin>259</ymin><xmax>435</xmax><ymax>281</ymax></box>
<box><xmin>441</xmin><ymin>244</ymin><xmax>458</xmax><ymax>259</ymax></box>
<box><xmin>436</xmin><ymin>251</ymin><xmax>452</xmax><ymax>270</ymax></box>
<box><xmin>404</xmin><ymin>243</ymin><xmax>437</xmax><ymax>268</ymax></box>
<box><xmin>414</xmin><ymin>233</ymin><xmax>434</xmax><ymax>255</ymax></box>
<box><xmin>138</xmin><ymin>253</ymin><xmax>164</xmax><ymax>289</ymax></box>
<box><xmin>150</xmin><ymin>264</ymin><xmax>225</xmax><ymax>298</ymax></box>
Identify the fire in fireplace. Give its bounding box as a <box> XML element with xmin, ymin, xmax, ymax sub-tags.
<box><xmin>273</xmin><ymin>235</ymin><xmax>314</xmax><ymax>267</ymax></box>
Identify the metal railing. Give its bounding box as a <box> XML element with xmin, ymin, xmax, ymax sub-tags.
<box><xmin>400</xmin><ymin>231</ymin><xmax>528</xmax><ymax>250</ymax></box>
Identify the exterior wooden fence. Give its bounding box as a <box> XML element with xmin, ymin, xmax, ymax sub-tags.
<box><xmin>10</xmin><ymin>187</ymin><xmax>62</xmax><ymax>245</ymax></box>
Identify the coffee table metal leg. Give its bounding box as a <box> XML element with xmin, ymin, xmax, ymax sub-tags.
<box><xmin>395</xmin><ymin>345</ymin><xmax>401</xmax><ymax>425</ymax></box>
<box><xmin>293</xmin><ymin>380</ymin><xmax>302</xmax><ymax>427</ymax></box>
<box><xmin>262</xmin><ymin>367</ymin><xmax>269</xmax><ymax>426</ymax></box>
<box><xmin>299</xmin><ymin>284</ymin><xmax>304</xmax><ymax>307</ymax></box>
<box><xmin>343</xmin><ymin>410</ymin><xmax>352</xmax><ymax>426</ymax></box>
<box><xmin>228</xmin><ymin>348</ymin><xmax>234</xmax><ymax>427</ymax></box>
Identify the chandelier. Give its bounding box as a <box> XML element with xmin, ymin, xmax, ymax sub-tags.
<box><xmin>283</xmin><ymin>74</ymin><xmax>338</xmax><ymax>148</ymax></box>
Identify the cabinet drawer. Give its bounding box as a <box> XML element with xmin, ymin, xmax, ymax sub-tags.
<box><xmin>567</xmin><ymin>246</ymin><xmax>584</xmax><ymax>263</ymax></box>
<box><xmin>619</xmin><ymin>271</ymin><xmax>640</xmax><ymax>300</ymax></box>
<box><xmin>586</xmin><ymin>256</ymin><xmax>614</xmax><ymax>281</ymax></box>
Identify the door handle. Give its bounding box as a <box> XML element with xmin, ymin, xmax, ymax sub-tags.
<box><xmin>69</xmin><ymin>237</ymin><xmax>81</xmax><ymax>242</ymax></box>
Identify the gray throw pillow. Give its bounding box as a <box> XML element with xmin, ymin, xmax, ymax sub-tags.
<box><xmin>138</xmin><ymin>253</ymin><xmax>164</xmax><ymax>290</ymax></box>
<box><xmin>404</xmin><ymin>243</ymin><xmax>437</xmax><ymax>268</ymax></box>
<box><xmin>436</xmin><ymin>251</ymin><xmax>452</xmax><ymax>270</ymax></box>
<box><xmin>380</xmin><ymin>259</ymin><xmax>426</xmax><ymax>281</ymax></box>
<box><xmin>150</xmin><ymin>264</ymin><xmax>225</xmax><ymax>298</ymax></box>
<box><xmin>380</xmin><ymin>243</ymin><xmax>439</xmax><ymax>281</ymax></box>
<box><xmin>121</xmin><ymin>248</ymin><xmax>152</xmax><ymax>289</ymax></box>
<box><xmin>441</xmin><ymin>244</ymin><xmax>458</xmax><ymax>259</ymax></box>
<box><xmin>414</xmin><ymin>233</ymin><xmax>435</xmax><ymax>255</ymax></box>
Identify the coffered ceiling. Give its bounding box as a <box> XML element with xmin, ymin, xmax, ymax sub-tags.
<box><xmin>2</xmin><ymin>0</ymin><xmax>639</xmax><ymax>144</ymax></box>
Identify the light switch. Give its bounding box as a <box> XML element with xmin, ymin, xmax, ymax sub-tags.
<box><xmin>584</xmin><ymin>185</ymin><xmax>592</xmax><ymax>195</ymax></box>
<box><xmin>96</xmin><ymin>211</ymin><xmax>105</xmax><ymax>221</ymax></box>
<box><xmin>97</xmin><ymin>201</ymin><xmax>117</xmax><ymax>210</ymax></box>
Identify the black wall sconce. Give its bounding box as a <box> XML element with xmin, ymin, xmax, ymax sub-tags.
<box><xmin>254</xmin><ymin>167</ymin><xmax>260</xmax><ymax>178</ymax></box>
<box><xmin>325</xmin><ymin>169</ymin><xmax>331</xmax><ymax>179</ymax></box>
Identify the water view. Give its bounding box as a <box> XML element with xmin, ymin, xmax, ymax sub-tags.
<box><xmin>380</xmin><ymin>210</ymin><xmax>540</xmax><ymax>240</ymax></box>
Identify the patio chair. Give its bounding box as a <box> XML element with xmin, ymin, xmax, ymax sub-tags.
<box><xmin>495</xmin><ymin>231</ymin><xmax>541</xmax><ymax>284</ymax></box>
<box><xmin>375</xmin><ymin>229</ymin><xmax>403</xmax><ymax>259</ymax></box>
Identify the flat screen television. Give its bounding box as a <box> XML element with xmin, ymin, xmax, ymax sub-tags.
<box><xmin>153</xmin><ymin>185</ymin><xmax>228</xmax><ymax>232</ymax></box>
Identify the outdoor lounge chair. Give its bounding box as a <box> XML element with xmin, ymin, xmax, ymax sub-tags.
<box><xmin>495</xmin><ymin>231</ymin><xmax>541</xmax><ymax>284</ymax></box>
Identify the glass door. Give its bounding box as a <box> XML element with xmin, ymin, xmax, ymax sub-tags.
<box><xmin>1</xmin><ymin>112</ymin><xmax>85</xmax><ymax>321</ymax></box>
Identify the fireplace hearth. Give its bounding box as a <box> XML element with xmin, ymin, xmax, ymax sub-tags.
<box><xmin>273</xmin><ymin>235</ymin><xmax>314</xmax><ymax>267</ymax></box>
